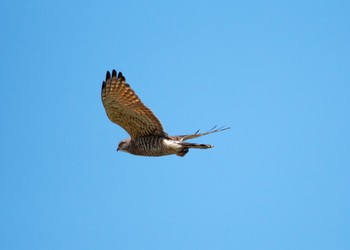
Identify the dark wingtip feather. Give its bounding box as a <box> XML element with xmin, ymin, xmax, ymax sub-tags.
<box><xmin>106</xmin><ymin>71</ymin><xmax>111</xmax><ymax>81</ymax></box>
<box><xmin>220</xmin><ymin>126</ymin><xmax>231</xmax><ymax>131</ymax></box>
<box><xmin>210</xmin><ymin>125</ymin><xmax>218</xmax><ymax>131</ymax></box>
<box><xmin>102</xmin><ymin>81</ymin><xmax>106</xmax><ymax>90</ymax></box>
<box><xmin>118</xmin><ymin>72</ymin><xmax>126</xmax><ymax>81</ymax></box>
<box><xmin>112</xmin><ymin>69</ymin><xmax>117</xmax><ymax>78</ymax></box>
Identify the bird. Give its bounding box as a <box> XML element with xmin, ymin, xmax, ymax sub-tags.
<box><xmin>101</xmin><ymin>69</ymin><xmax>229</xmax><ymax>157</ymax></box>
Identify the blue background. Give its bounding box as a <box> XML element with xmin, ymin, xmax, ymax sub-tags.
<box><xmin>1</xmin><ymin>0</ymin><xmax>349</xmax><ymax>249</ymax></box>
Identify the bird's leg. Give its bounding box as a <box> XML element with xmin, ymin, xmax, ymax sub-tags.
<box><xmin>176</xmin><ymin>147</ymin><xmax>189</xmax><ymax>157</ymax></box>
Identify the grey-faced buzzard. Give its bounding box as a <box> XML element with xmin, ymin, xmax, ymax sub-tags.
<box><xmin>101</xmin><ymin>69</ymin><xmax>229</xmax><ymax>157</ymax></box>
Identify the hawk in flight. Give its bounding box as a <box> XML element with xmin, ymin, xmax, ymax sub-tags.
<box><xmin>101</xmin><ymin>69</ymin><xmax>229</xmax><ymax>157</ymax></box>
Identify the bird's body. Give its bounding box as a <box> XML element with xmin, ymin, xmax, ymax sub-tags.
<box><xmin>101</xmin><ymin>69</ymin><xmax>229</xmax><ymax>157</ymax></box>
<box><xmin>119</xmin><ymin>136</ymin><xmax>214</xmax><ymax>157</ymax></box>
<box><xmin>123</xmin><ymin>137</ymin><xmax>181</xmax><ymax>157</ymax></box>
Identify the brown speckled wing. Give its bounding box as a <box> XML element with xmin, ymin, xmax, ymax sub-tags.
<box><xmin>101</xmin><ymin>70</ymin><xmax>166</xmax><ymax>138</ymax></box>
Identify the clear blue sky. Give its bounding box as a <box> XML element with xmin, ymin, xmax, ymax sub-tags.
<box><xmin>1</xmin><ymin>0</ymin><xmax>349</xmax><ymax>249</ymax></box>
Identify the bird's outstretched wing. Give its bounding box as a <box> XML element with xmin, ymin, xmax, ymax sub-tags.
<box><xmin>101</xmin><ymin>69</ymin><xmax>167</xmax><ymax>138</ymax></box>
<box><xmin>170</xmin><ymin>126</ymin><xmax>230</xmax><ymax>142</ymax></box>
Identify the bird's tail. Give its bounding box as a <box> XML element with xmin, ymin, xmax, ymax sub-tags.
<box><xmin>178</xmin><ymin>142</ymin><xmax>213</xmax><ymax>149</ymax></box>
<box><xmin>175</xmin><ymin>142</ymin><xmax>213</xmax><ymax>157</ymax></box>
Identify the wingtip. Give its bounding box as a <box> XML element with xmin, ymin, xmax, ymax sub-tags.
<box><xmin>215</xmin><ymin>125</ymin><xmax>231</xmax><ymax>132</ymax></box>
<box><xmin>106</xmin><ymin>71</ymin><xmax>111</xmax><ymax>81</ymax></box>
<box><xmin>112</xmin><ymin>69</ymin><xmax>117</xmax><ymax>78</ymax></box>
<box><xmin>118</xmin><ymin>72</ymin><xmax>126</xmax><ymax>81</ymax></box>
<box><xmin>106</xmin><ymin>69</ymin><xmax>125</xmax><ymax>81</ymax></box>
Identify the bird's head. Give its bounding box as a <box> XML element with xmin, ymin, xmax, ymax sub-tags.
<box><xmin>117</xmin><ymin>138</ymin><xmax>131</xmax><ymax>153</ymax></box>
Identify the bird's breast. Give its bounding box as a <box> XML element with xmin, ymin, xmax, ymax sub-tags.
<box><xmin>130</xmin><ymin>136</ymin><xmax>177</xmax><ymax>156</ymax></box>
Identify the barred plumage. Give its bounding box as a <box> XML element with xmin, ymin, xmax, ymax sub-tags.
<box><xmin>101</xmin><ymin>69</ymin><xmax>229</xmax><ymax>157</ymax></box>
<box><xmin>130</xmin><ymin>136</ymin><xmax>171</xmax><ymax>156</ymax></box>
